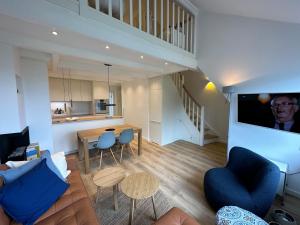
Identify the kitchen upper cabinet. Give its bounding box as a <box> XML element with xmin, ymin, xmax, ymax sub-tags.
<box><xmin>49</xmin><ymin>78</ymin><xmax>92</xmax><ymax>102</ymax></box>
<box><xmin>93</xmin><ymin>81</ymin><xmax>109</xmax><ymax>99</ymax></box>
<box><xmin>70</xmin><ymin>79</ymin><xmax>81</xmax><ymax>101</ymax></box>
<box><xmin>49</xmin><ymin>77</ymin><xmax>66</xmax><ymax>101</ymax></box>
<box><xmin>80</xmin><ymin>81</ymin><xmax>92</xmax><ymax>101</ymax></box>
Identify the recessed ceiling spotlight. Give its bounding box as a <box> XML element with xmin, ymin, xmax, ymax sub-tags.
<box><xmin>51</xmin><ymin>29</ymin><xmax>58</xmax><ymax>36</ymax></box>
<box><xmin>105</xmin><ymin>45</ymin><xmax>110</xmax><ymax>49</ymax></box>
<box><xmin>140</xmin><ymin>55</ymin><xmax>144</xmax><ymax>59</ymax></box>
<box><xmin>164</xmin><ymin>62</ymin><xmax>168</xmax><ymax>65</ymax></box>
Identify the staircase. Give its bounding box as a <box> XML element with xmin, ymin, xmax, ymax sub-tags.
<box><xmin>171</xmin><ymin>73</ymin><xmax>219</xmax><ymax>145</ymax></box>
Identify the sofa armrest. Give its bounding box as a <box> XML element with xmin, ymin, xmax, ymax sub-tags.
<box><xmin>153</xmin><ymin>208</ymin><xmax>200</xmax><ymax>225</ymax></box>
<box><xmin>66</xmin><ymin>155</ymin><xmax>78</xmax><ymax>171</ymax></box>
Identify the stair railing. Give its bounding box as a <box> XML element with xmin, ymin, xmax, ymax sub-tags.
<box><xmin>171</xmin><ymin>73</ymin><xmax>204</xmax><ymax>146</ymax></box>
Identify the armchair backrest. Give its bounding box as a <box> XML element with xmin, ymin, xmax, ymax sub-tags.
<box><xmin>226</xmin><ymin>147</ymin><xmax>280</xmax><ymax>192</ymax></box>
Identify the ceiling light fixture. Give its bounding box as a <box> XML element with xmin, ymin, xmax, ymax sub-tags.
<box><xmin>164</xmin><ymin>62</ymin><xmax>168</xmax><ymax>65</ymax></box>
<box><xmin>104</xmin><ymin>63</ymin><xmax>116</xmax><ymax>108</ymax></box>
<box><xmin>51</xmin><ymin>28</ymin><xmax>58</xmax><ymax>36</ymax></box>
<box><xmin>105</xmin><ymin>45</ymin><xmax>110</xmax><ymax>49</ymax></box>
<box><xmin>140</xmin><ymin>55</ymin><xmax>144</xmax><ymax>59</ymax></box>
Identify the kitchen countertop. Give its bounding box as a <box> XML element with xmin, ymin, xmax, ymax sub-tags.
<box><xmin>52</xmin><ymin>115</ymin><xmax>123</xmax><ymax>124</ymax></box>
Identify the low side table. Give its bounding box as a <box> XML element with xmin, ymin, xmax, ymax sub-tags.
<box><xmin>93</xmin><ymin>166</ymin><xmax>126</xmax><ymax>210</ymax></box>
<box><xmin>120</xmin><ymin>172</ymin><xmax>160</xmax><ymax>225</ymax></box>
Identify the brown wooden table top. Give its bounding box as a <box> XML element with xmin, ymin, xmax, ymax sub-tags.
<box><xmin>93</xmin><ymin>166</ymin><xmax>126</xmax><ymax>188</ymax></box>
<box><xmin>77</xmin><ymin>124</ymin><xmax>141</xmax><ymax>141</ymax></box>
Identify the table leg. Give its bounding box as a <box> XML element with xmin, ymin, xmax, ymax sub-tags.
<box><xmin>96</xmin><ymin>186</ymin><xmax>101</xmax><ymax>203</ymax></box>
<box><xmin>151</xmin><ymin>195</ymin><xmax>157</xmax><ymax>220</ymax></box>
<box><xmin>129</xmin><ymin>198</ymin><xmax>135</xmax><ymax>225</ymax></box>
<box><xmin>137</xmin><ymin>129</ymin><xmax>142</xmax><ymax>156</ymax></box>
<box><xmin>77</xmin><ymin>135</ymin><xmax>83</xmax><ymax>160</ymax></box>
<box><xmin>113</xmin><ymin>184</ymin><xmax>118</xmax><ymax>211</ymax></box>
<box><xmin>84</xmin><ymin>139</ymin><xmax>90</xmax><ymax>174</ymax></box>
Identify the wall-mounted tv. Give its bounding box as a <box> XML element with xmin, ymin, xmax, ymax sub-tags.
<box><xmin>238</xmin><ymin>93</ymin><xmax>300</xmax><ymax>134</ymax></box>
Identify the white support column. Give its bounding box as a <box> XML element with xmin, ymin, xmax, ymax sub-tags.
<box><xmin>95</xmin><ymin>0</ymin><xmax>99</xmax><ymax>11</ymax></box>
<box><xmin>191</xmin><ymin>16</ymin><xmax>194</xmax><ymax>53</ymax></box>
<box><xmin>177</xmin><ymin>5</ymin><xmax>180</xmax><ymax>47</ymax></box>
<box><xmin>130</xmin><ymin>0</ymin><xmax>133</xmax><ymax>25</ymax></box>
<box><xmin>161</xmin><ymin>0</ymin><xmax>163</xmax><ymax>39</ymax></box>
<box><xmin>139</xmin><ymin>0</ymin><xmax>142</xmax><ymax>30</ymax></box>
<box><xmin>167</xmin><ymin>0</ymin><xmax>169</xmax><ymax>42</ymax></box>
<box><xmin>172</xmin><ymin>1</ymin><xmax>175</xmax><ymax>44</ymax></box>
<box><xmin>182</xmin><ymin>9</ymin><xmax>185</xmax><ymax>49</ymax></box>
<box><xmin>147</xmin><ymin>0</ymin><xmax>150</xmax><ymax>33</ymax></box>
<box><xmin>109</xmin><ymin>0</ymin><xmax>112</xmax><ymax>16</ymax></box>
<box><xmin>154</xmin><ymin>0</ymin><xmax>157</xmax><ymax>36</ymax></box>
<box><xmin>120</xmin><ymin>0</ymin><xmax>123</xmax><ymax>21</ymax></box>
<box><xmin>186</xmin><ymin>13</ymin><xmax>189</xmax><ymax>51</ymax></box>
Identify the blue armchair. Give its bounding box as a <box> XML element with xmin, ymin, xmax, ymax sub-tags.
<box><xmin>204</xmin><ymin>146</ymin><xmax>280</xmax><ymax>217</ymax></box>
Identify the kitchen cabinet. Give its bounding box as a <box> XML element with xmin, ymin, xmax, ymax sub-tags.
<box><xmin>49</xmin><ymin>77</ymin><xmax>67</xmax><ymax>101</ymax></box>
<box><xmin>80</xmin><ymin>81</ymin><xmax>92</xmax><ymax>101</ymax></box>
<box><xmin>70</xmin><ymin>79</ymin><xmax>81</xmax><ymax>101</ymax></box>
<box><xmin>49</xmin><ymin>77</ymin><xmax>92</xmax><ymax>102</ymax></box>
<box><xmin>93</xmin><ymin>81</ymin><xmax>109</xmax><ymax>99</ymax></box>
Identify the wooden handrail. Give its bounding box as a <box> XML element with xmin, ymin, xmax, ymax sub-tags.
<box><xmin>182</xmin><ymin>85</ymin><xmax>201</xmax><ymax>108</ymax></box>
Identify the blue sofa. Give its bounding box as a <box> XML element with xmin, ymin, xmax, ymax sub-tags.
<box><xmin>204</xmin><ymin>146</ymin><xmax>280</xmax><ymax>217</ymax></box>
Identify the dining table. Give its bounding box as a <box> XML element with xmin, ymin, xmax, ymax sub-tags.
<box><xmin>77</xmin><ymin>124</ymin><xmax>142</xmax><ymax>174</ymax></box>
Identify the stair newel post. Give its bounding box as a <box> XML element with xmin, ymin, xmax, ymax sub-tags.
<box><xmin>192</xmin><ymin>102</ymin><xmax>195</xmax><ymax>123</ymax></box>
<box><xmin>200</xmin><ymin>106</ymin><xmax>205</xmax><ymax>146</ymax></box>
<box><xmin>196</xmin><ymin>106</ymin><xmax>199</xmax><ymax>130</ymax></box>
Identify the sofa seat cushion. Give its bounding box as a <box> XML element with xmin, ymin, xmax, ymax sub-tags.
<box><xmin>153</xmin><ymin>208</ymin><xmax>200</xmax><ymax>225</ymax></box>
<box><xmin>34</xmin><ymin>198</ymin><xmax>99</xmax><ymax>225</ymax></box>
<box><xmin>35</xmin><ymin>171</ymin><xmax>88</xmax><ymax>223</ymax></box>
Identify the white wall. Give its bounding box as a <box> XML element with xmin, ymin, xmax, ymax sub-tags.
<box><xmin>0</xmin><ymin>43</ymin><xmax>25</xmax><ymax>134</ymax></box>
<box><xmin>20</xmin><ymin>57</ymin><xmax>54</xmax><ymax>151</ymax></box>
<box><xmin>196</xmin><ymin>12</ymin><xmax>300</xmax><ymax>197</ymax></box>
<box><xmin>161</xmin><ymin>75</ymin><xmax>201</xmax><ymax>145</ymax></box>
<box><xmin>197</xmin><ymin>12</ymin><xmax>300</xmax><ymax>88</ymax></box>
<box><xmin>182</xmin><ymin>70</ymin><xmax>229</xmax><ymax>141</ymax></box>
<box><xmin>122</xmin><ymin>79</ymin><xmax>149</xmax><ymax>140</ymax></box>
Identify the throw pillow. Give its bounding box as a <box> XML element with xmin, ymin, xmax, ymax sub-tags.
<box><xmin>41</xmin><ymin>151</ymin><xmax>65</xmax><ymax>181</ymax></box>
<box><xmin>0</xmin><ymin>158</ymin><xmax>42</xmax><ymax>183</ymax></box>
<box><xmin>0</xmin><ymin>159</ymin><xmax>69</xmax><ymax>225</ymax></box>
<box><xmin>50</xmin><ymin>151</ymin><xmax>71</xmax><ymax>179</ymax></box>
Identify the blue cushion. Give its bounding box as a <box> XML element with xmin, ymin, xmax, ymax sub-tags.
<box><xmin>0</xmin><ymin>158</ymin><xmax>42</xmax><ymax>184</ymax></box>
<box><xmin>0</xmin><ymin>150</ymin><xmax>65</xmax><ymax>184</ymax></box>
<box><xmin>41</xmin><ymin>150</ymin><xmax>64</xmax><ymax>181</ymax></box>
<box><xmin>0</xmin><ymin>159</ymin><xmax>69</xmax><ymax>225</ymax></box>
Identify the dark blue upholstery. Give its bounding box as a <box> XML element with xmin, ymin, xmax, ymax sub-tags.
<box><xmin>204</xmin><ymin>146</ymin><xmax>280</xmax><ymax>217</ymax></box>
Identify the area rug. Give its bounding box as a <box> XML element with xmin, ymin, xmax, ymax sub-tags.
<box><xmin>79</xmin><ymin>150</ymin><xmax>174</xmax><ymax>225</ymax></box>
<box><xmin>94</xmin><ymin>190</ymin><xmax>173</xmax><ymax>225</ymax></box>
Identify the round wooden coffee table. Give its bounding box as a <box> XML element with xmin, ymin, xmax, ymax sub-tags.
<box><xmin>93</xmin><ymin>166</ymin><xmax>126</xmax><ymax>210</ymax></box>
<box><xmin>120</xmin><ymin>172</ymin><xmax>160</xmax><ymax>225</ymax></box>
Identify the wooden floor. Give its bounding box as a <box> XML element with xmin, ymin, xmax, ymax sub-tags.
<box><xmin>78</xmin><ymin>139</ymin><xmax>300</xmax><ymax>225</ymax></box>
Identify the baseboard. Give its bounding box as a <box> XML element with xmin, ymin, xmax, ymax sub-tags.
<box><xmin>286</xmin><ymin>187</ymin><xmax>300</xmax><ymax>199</ymax></box>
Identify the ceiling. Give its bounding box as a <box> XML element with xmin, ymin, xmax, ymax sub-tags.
<box><xmin>191</xmin><ymin>0</ymin><xmax>300</xmax><ymax>25</ymax></box>
<box><xmin>0</xmin><ymin>13</ymin><xmax>186</xmax><ymax>82</ymax></box>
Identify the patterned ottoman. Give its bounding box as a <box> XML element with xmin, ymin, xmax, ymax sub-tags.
<box><xmin>216</xmin><ymin>206</ymin><xmax>268</xmax><ymax>225</ymax></box>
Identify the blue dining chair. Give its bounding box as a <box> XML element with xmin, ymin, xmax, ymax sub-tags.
<box><xmin>119</xmin><ymin>128</ymin><xmax>135</xmax><ymax>162</ymax></box>
<box><xmin>93</xmin><ymin>131</ymin><xmax>118</xmax><ymax>169</ymax></box>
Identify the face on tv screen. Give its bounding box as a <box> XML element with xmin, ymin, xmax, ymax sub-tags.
<box><xmin>238</xmin><ymin>93</ymin><xmax>300</xmax><ymax>134</ymax></box>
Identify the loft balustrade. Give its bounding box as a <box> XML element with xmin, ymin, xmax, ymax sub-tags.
<box><xmin>84</xmin><ymin>0</ymin><xmax>195</xmax><ymax>54</ymax></box>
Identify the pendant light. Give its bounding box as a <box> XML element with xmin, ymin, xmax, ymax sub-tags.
<box><xmin>104</xmin><ymin>63</ymin><xmax>116</xmax><ymax>107</ymax></box>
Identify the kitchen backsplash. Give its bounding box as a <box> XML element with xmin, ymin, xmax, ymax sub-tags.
<box><xmin>51</xmin><ymin>102</ymin><xmax>92</xmax><ymax>117</ymax></box>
